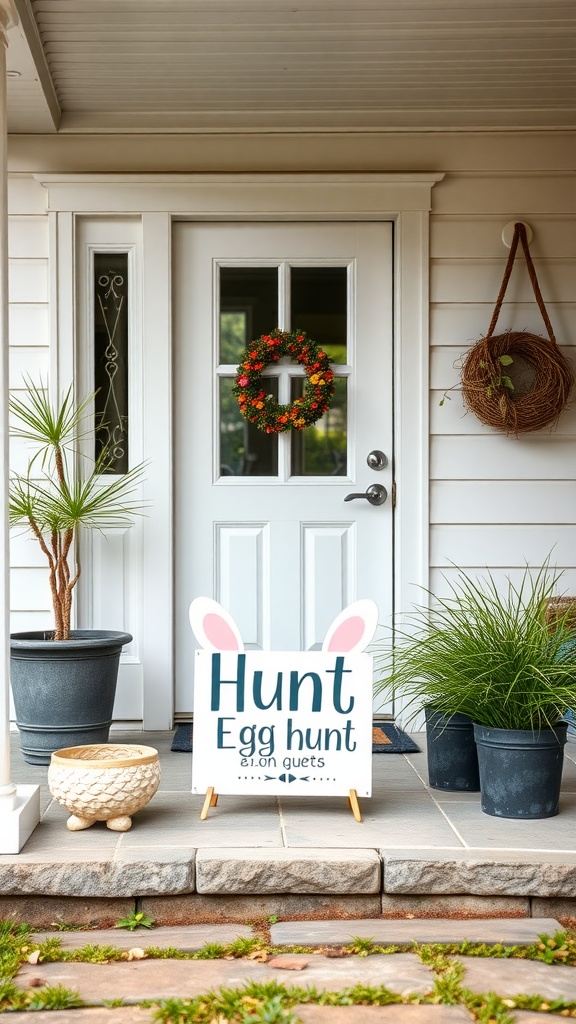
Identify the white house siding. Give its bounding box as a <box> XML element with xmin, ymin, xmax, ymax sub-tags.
<box><xmin>8</xmin><ymin>176</ymin><xmax>51</xmax><ymax>635</ymax></box>
<box><xmin>6</xmin><ymin>131</ymin><xmax>576</xmax><ymax>639</ymax></box>
<box><xmin>429</xmin><ymin>175</ymin><xmax>576</xmax><ymax>601</ymax></box>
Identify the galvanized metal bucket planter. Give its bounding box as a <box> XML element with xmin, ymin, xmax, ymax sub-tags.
<box><xmin>474</xmin><ymin>721</ymin><xmax>567</xmax><ymax>819</ymax></box>
<box><xmin>10</xmin><ymin>630</ymin><xmax>132</xmax><ymax>766</ymax></box>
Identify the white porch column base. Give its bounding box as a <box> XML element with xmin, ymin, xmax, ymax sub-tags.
<box><xmin>0</xmin><ymin>786</ymin><xmax>40</xmax><ymax>853</ymax></box>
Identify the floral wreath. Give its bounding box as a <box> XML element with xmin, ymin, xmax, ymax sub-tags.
<box><xmin>232</xmin><ymin>328</ymin><xmax>335</xmax><ymax>434</ymax></box>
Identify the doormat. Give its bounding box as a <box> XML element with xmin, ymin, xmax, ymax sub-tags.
<box><xmin>171</xmin><ymin>722</ymin><xmax>420</xmax><ymax>754</ymax></box>
<box><xmin>372</xmin><ymin>722</ymin><xmax>420</xmax><ymax>753</ymax></box>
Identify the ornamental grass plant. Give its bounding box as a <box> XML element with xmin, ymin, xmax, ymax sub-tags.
<box><xmin>374</xmin><ymin>565</ymin><xmax>576</xmax><ymax>732</ymax></box>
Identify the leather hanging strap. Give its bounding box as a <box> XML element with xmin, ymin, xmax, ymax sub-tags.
<box><xmin>486</xmin><ymin>222</ymin><xmax>556</xmax><ymax>344</ymax></box>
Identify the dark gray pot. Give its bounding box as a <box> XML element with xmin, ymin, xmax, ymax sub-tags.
<box><xmin>425</xmin><ymin>708</ymin><xmax>480</xmax><ymax>792</ymax></box>
<box><xmin>473</xmin><ymin>722</ymin><xmax>567</xmax><ymax>819</ymax></box>
<box><xmin>10</xmin><ymin>630</ymin><xmax>132</xmax><ymax>765</ymax></box>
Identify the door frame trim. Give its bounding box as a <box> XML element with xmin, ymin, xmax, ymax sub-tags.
<box><xmin>38</xmin><ymin>172</ymin><xmax>444</xmax><ymax>727</ymax></box>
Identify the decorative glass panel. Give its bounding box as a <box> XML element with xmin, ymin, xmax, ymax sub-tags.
<box><xmin>291</xmin><ymin>376</ymin><xmax>347</xmax><ymax>476</ymax></box>
<box><xmin>219</xmin><ymin>267</ymin><xmax>278</xmax><ymax>363</ymax></box>
<box><xmin>290</xmin><ymin>266</ymin><xmax>347</xmax><ymax>363</ymax></box>
<box><xmin>94</xmin><ymin>253</ymin><xmax>128</xmax><ymax>474</ymax></box>
<box><xmin>220</xmin><ymin>377</ymin><xmax>279</xmax><ymax>477</ymax></box>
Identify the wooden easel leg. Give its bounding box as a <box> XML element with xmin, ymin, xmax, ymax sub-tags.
<box><xmin>348</xmin><ymin>789</ymin><xmax>362</xmax><ymax>822</ymax></box>
<box><xmin>200</xmin><ymin>787</ymin><xmax>215</xmax><ymax>820</ymax></box>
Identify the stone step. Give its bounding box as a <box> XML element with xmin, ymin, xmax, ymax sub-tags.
<box><xmin>16</xmin><ymin>952</ymin><xmax>433</xmax><ymax>1003</ymax></box>
<box><xmin>295</xmin><ymin>1009</ymin><xmax>473</xmax><ymax>1023</ymax></box>
<box><xmin>270</xmin><ymin>916</ymin><xmax>563</xmax><ymax>947</ymax></box>
<box><xmin>31</xmin><ymin>922</ymin><xmax>253</xmax><ymax>951</ymax></box>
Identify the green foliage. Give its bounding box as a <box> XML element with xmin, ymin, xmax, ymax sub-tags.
<box><xmin>146</xmin><ymin>945</ymin><xmax>192</xmax><ymax>960</ymax></box>
<box><xmin>32</xmin><ymin>936</ymin><xmax>65</xmax><ymax>961</ymax></box>
<box><xmin>419</xmin><ymin>945</ymin><xmax>456</xmax><ymax>970</ymax></box>
<box><xmin>509</xmin><ymin>993</ymin><xmax>576</xmax><ymax>1013</ymax></box>
<box><xmin>24</xmin><ymin>937</ymin><xmax>124</xmax><ymax>966</ymax></box>
<box><xmin>0</xmin><ymin>976</ymin><xmax>83</xmax><ymax>1013</ymax></box>
<box><xmin>149</xmin><ymin>938</ymin><xmax>302</xmax><ymax>962</ymax></box>
<box><xmin>421</xmin><ymin>940</ymin><xmax>523</xmax><ymax>961</ymax></box>
<box><xmin>239</xmin><ymin>994</ymin><xmax>296</xmax><ymax>1023</ymax></box>
<box><xmin>374</xmin><ymin>563</ymin><xmax>576</xmax><ymax>730</ymax></box>
<box><xmin>347</xmin><ymin>935</ymin><xmax>376</xmax><ymax>956</ymax></box>
<box><xmin>480</xmin><ymin>355</ymin><xmax>515</xmax><ymax>398</ymax></box>
<box><xmin>461</xmin><ymin>989</ymin><xmax>516</xmax><ymax>1023</ymax></box>
<box><xmin>152</xmin><ymin>982</ymin><xmax>403</xmax><ymax>1023</ymax></box>
<box><xmin>229</xmin><ymin>937</ymin><xmax>266</xmax><ymax>957</ymax></box>
<box><xmin>74</xmin><ymin>944</ymin><xmax>125</xmax><ymax>963</ymax></box>
<box><xmin>115</xmin><ymin>909</ymin><xmax>156</xmax><ymax>932</ymax></box>
<box><xmin>0</xmin><ymin>921</ymin><xmax>32</xmax><ymax>978</ymax></box>
<box><xmin>0</xmin><ymin>920</ymin><xmax>30</xmax><ymax>939</ymax></box>
<box><xmin>533</xmin><ymin>930</ymin><xmax>576</xmax><ymax>964</ymax></box>
<box><xmin>26</xmin><ymin>983</ymin><xmax>83</xmax><ymax>1011</ymax></box>
<box><xmin>330</xmin><ymin>984</ymin><xmax>402</xmax><ymax>1006</ymax></box>
<box><xmin>269</xmin><ymin>945</ymin><xmax>316</xmax><ymax>955</ymax></box>
<box><xmin>192</xmin><ymin>941</ymin><xmax>226</xmax><ymax>959</ymax></box>
<box><xmin>0</xmin><ymin>979</ymin><xmax>29</xmax><ymax>1012</ymax></box>
<box><xmin>429</xmin><ymin>959</ymin><xmax>465</xmax><ymax>1004</ymax></box>
<box><xmin>9</xmin><ymin>378</ymin><xmax>147</xmax><ymax>639</ymax></box>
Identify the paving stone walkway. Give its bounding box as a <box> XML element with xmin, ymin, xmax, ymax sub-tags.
<box><xmin>7</xmin><ymin>918</ymin><xmax>576</xmax><ymax>1022</ymax></box>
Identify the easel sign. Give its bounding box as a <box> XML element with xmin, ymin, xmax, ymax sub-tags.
<box><xmin>189</xmin><ymin>598</ymin><xmax>378</xmax><ymax>821</ymax></box>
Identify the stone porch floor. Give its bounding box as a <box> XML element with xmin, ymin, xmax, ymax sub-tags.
<box><xmin>2</xmin><ymin>729</ymin><xmax>576</xmax><ymax>928</ymax></box>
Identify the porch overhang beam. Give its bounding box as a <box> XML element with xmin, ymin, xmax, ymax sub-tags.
<box><xmin>11</xmin><ymin>0</ymin><xmax>60</xmax><ymax>130</ymax></box>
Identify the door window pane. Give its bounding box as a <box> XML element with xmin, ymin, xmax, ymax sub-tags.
<box><xmin>220</xmin><ymin>377</ymin><xmax>279</xmax><ymax>477</ymax></box>
<box><xmin>290</xmin><ymin>267</ymin><xmax>347</xmax><ymax>363</ymax></box>
<box><xmin>94</xmin><ymin>252</ymin><xmax>129</xmax><ymax>473</ymax></box>
<box><xmin>219</xmin><ymin>266</ymin><xmax>279</xmax><ymax>476</ymax></box>
<box><xmin>219</xmin><ymin>267</ymin><xmax>278</xmax><ymax>364</ymax></box>
<box><xmin>290</xmin><ymin>376</ymin><xmax>347</xmax><ymax>476</ymax></box>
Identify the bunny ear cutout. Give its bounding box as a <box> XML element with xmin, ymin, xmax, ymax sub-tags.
<box><xmin>322</xmin><ymin>599</ymin><xmax>379</xmax><ymax>654</ymax></box>
<box><xmin>189</xmin><ymin>597</ymin><xmax>244</xmax><ymax>652</ymax></box>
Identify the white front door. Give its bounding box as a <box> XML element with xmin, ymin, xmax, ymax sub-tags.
<box><xmin>173</xmin><ymin>221</ymin><xmax>393</xmax><ymax>714</ymax></box>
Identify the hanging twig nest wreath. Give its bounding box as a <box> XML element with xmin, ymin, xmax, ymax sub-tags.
<box><xmin>460</xmin><ymin>223</ymin><xmax>574</xmax><ymax>435</ymax></box>
<box><xmin>232</xmin><ymin>328</ymin><xmax>335</xmax><ymax>434</ymax></box>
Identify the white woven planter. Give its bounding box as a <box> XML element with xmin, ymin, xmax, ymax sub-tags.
<box><xmin>48</xmin><ymin>744</ymin><xmax>161</xmax><ymax>832</ymax></box>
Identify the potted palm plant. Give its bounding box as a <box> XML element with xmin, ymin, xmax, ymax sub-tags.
<box><xmin>9</xmin><ymin>380</ymin><xmax>146</xmax><ymax>765</ymax></box>
<box><xmin>375</xmin><ymin>565</ymin><xmax>576</xmax><ymax>818</ymax></box>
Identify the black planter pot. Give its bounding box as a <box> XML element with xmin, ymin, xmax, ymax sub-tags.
<box><xmin>10</xmin><ymin>630</ymin><xmax>133</xmax><ymax>765</ymax></box>
<box><xmin>473</xmin><ymin>722</ymin><xmax>567</xmax><ymax>819</ymax></box>
<box><xmin>425</xmin><ymin>708</ymin><xmax>480</xmax><ymax>792</ymax></box>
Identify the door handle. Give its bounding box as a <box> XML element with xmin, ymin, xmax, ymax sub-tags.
<box><xmin>344</xmin><ymin>483</ymin><xmax>388</xmax><ymax>506</ymax></box>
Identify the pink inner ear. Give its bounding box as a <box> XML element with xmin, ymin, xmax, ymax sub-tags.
<box><xmin>327</xmin><ymin>615</ymin><xmax>365</xmax><ymax>652</ymax></box>
<box><xmin>204</xmin><ymin>613</ymin><xmax>239</xmax><ymax>651</ymax></box>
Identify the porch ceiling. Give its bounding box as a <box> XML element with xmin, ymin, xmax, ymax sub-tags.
<box><xmin>6</xmin><ymin>0</ymin><xmax>576</xmax><ymax>134</ymax></box>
